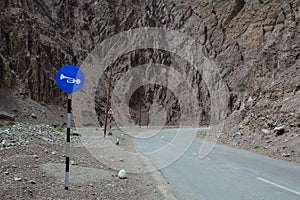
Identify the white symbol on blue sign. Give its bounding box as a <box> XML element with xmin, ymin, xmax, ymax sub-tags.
<box><xmin>56</xmin><ymin>65</ymin><xmax>85</xmax><ymax>93</ymax></box>
<box><xmin>60</xmin><ymin>74</ymin><xmax>81</xmax><ymax>84</ymax></box>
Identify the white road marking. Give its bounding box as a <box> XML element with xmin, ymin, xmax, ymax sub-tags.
<box><xmin>166</xmin><ymin>142</ymin><xmax>175</xmax><ymax>147</ymax></box>
<box><xmin>204</xmin><ymin>156</ymin><xmax>211</xmax><ymax>160</ymax></box>
<box><xmin>257</xmin><ymin>177</ymin><xmax>300</xmax><ymax>196</ymax></box>
<box><xmin>193</xmin><ymin>152</ymin><xmax>211</xmax><ymax>160</ymax></box>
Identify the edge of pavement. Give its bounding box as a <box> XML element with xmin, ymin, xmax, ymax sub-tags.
<box><xmin>119</xmin><ymin>126</ymin><xmax>178</xmax><ymax>200</ymax></box>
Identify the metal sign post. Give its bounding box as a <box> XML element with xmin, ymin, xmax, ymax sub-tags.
<box><xmin>109</xmin><ymin>114</ymin><xmax>112</xmax><ymax>130</ymax></box>
<box><xmin>108</xmin><ymin>108</ymin><xmax>114</xmax><ymax>130</ymax></box>
<box><xmin>139</xmin><ymin>107</ymin><xmax>142</xmax><ymax>128</ymax></box>
<box><xmin>65</xmin><ymin>93</ymin><xmax>72</xmax><ymax>190</ymax></box>
<box><xmin>56</xmin><ymin>65</ymin><xmax>85</xmax><ymax>190</ymax></box>
<box><xmin>104</xmin><ymin>65</ymin><xmax>113</xmax><ymax>138</ymax></box>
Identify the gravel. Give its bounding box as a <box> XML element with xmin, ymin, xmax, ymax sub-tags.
<box><xmin>0</xmin><ymin>123</ymin><xmax>81</xmax><ymax>149</ymax></box>
<box><xmin>0</xmin><ymin>123</ymin><xmax>175</xmax><ymax>199</ymax></box>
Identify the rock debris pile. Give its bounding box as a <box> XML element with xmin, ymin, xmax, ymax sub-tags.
<box><xmin>0</xmin><ymin>123</ymin><xmax>81</xmax><ymax>149</ymax></box>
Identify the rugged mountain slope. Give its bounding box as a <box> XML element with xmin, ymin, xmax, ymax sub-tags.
<box><xmin>0</xmin><ymin>0</ymin><xmax>299</xmax><ymax>161</ymax></box>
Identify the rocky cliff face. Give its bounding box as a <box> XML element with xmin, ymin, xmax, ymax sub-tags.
<box><xmin>0</xmin><ymin>0</ymin><xmax>300</xmax><ymax>156</ymax></box>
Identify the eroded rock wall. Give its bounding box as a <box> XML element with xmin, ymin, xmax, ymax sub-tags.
<box><xmin>0</xmin><ymin>0</ymin><xmax>299</xmax><ymax>129</ymax></box>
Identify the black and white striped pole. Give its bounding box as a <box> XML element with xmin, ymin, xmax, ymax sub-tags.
<box><xmin>56</xmin><ymin>65</ymin><xmax>85</xmax><ymax>190</ymax></box>
<box><xmin>108</xmin><ymin>107</ymin><xmax>114</xmax><ymax>131</ymax></box>
<box><xmin>109</xmin><ymin>114</ymin><xmax>112</xmax><ymax>130</ymax></box>
<box><xmin>65</xmin><ymin>93</ymin><xmax>72</xmax><ymax>190</ymax></box>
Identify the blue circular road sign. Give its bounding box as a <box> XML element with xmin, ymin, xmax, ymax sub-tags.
<box><xmin>56</xmin><ymin>65</ymin><xmax>85</xmax><ymax>93</ymax></box>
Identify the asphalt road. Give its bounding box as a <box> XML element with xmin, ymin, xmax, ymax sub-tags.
<box><xmin>135</xmin><ymin>128</ymin><xmax>300</xmax><ymax>200</ymax></box>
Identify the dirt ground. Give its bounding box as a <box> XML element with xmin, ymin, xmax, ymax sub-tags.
<box><xmin>1</xmin><ymin>91</ymin><xmax>299</xmax><ymax>199</ymax></box>
<box><xmin>216</xmin><ymin>90</ymin><xmax>300</xmax><ymax>165</ymax></box>
<box><xmin>0</xmin><ymin>92</ymin><xmax>176</xmax><ymax>200</ymax></box>
<box><xmin>0</xmin><ymin>125</ymin><xmax>176</xmax><ymax>200</ymax></box>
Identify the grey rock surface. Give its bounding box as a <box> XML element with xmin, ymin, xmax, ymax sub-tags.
<box><xmin>0</xmin><ymin>0</ymin><xmax>299</xmax><ymax>163</ymax></box>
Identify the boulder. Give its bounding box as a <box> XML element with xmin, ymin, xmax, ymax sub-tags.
<box><xmin>261</xmin><ymin>129</ymin><xmax>270</xmax><ymax>135</ymax></box>
<box><xmin>274</xmin><ymin>125</ymin><xmax>285</xmax><ymax>135</ymax></box>
<box><xmin>118</xmin><ymin>169</ymin><xmax>127</xmax><ymax>179</ymax></box>
<box><xmin>0</xmin><ymin>111</ymin><xmax>16</xmax><ymax>121</ymax></box>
